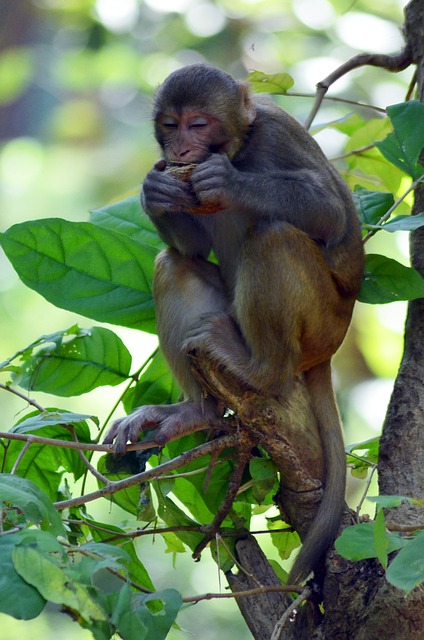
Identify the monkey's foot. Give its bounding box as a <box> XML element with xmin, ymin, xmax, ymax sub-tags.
<box><xmin>104</xmin><ymin>399</ymin><xmax>221</xmax><ymax>454</ymax></box>
<box><xmin>184</xmin><ymin>313</ymin><xmax>251</xmax><ymax>390</ymax></box>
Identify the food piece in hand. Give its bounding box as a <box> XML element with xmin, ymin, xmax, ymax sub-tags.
<box><xmin>165</xmin><ymin>162</ymin><xmax>223</xmax><ymax>214</ymax></box>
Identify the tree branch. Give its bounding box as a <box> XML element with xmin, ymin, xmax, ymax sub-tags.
<box><xmin>304</xmin><ymin>47</ymin><xmax>413</xmax><ymax>129</ymax></box>
<box><xmin>54</xmin><ymin>434</ymin><xmax>239</xmax><ymax>510</ymax></box>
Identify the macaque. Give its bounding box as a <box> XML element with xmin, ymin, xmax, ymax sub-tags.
<box><xmin>105</xmin><ymin>63</ymin><xmax>364</xmax><ymax>583</ymax></box>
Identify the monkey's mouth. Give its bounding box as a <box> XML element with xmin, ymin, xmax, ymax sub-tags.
<box><xmin>167</xmin><ymin>161</ymin><xmax>197</xmax><ymax>167</ymax></box>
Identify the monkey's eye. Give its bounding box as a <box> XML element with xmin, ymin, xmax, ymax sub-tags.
<box><xmin>161</xmin><ymin>117</ymin><xmax>178</xmax><ymax>129</ymax></box>
<box><xmin>189</xmin><ymin>116</ymin><xmax>209</xmax><ymax>129</ymax></box>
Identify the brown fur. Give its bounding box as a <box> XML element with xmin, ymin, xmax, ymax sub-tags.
<box><xmin>105</xmin><ymin>64</ymin><xmax>364</xmax><ymax>583</ymax></box>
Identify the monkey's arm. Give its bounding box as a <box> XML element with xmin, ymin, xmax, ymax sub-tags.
<box><xmin>191</xmin><ymin>154</ymin><xmax>348</xmax><ymax>246</ymax></box>
<box><xmin>142</xmin><ymin>167</ymin><xmax>212</xmax><ymax>257</ymax></box>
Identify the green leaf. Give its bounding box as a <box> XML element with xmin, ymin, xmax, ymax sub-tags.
<box><xmin>12</xmin><ymin>409</ymin><xmax>96</xmax><ymax>436</ymax></box>
<box><xmin>249</xmin><ymin>458</ymin><xmax>278</xmax><ymax>504</ymax></box>
<box><xmin>346</xmin><ymin>438</ymin><xmax>379</xmax><ymax>479</ymax></box>
<box><xmin>0</xmin><ymin>219</ymin><xmax>158</xmax><ymax>332</ymax></box>
<box><xmin>320</xmin><ymin>113</ymin><xmax>365</xmax><ymax>136</ymax></box>
<box><xmin>2</xmin><ymin>442</ymin><xmax>79</xmax><ymax>499</ymax></box>
<box><xmin>119</xmin><ymin>541</ymin><xmax>156</xmax><ymax>592</ymax></box>
<box><xmin>374</xmin><ymin>508</ymin><xmax>389</xmax><ymax>569</ymax></box>
<box><xmin>353</xmin><ymin>186</ymin><xmax>395</xmax><ymax>228</ymax></box>
<box><xmin>97</xmin><ymin>454</ymin><xmax>143</xmax><ymax>516</ymax></box>
<box><xmin>14</xmin><ymin>326</ymin><xmax>132</xmax><ymax>396</ymax></box>
<box><xmin>359</xmin><ymin>254</ymin><xmax>424</xmax><ymax>304</ymax></box>
<box><xmin>376</xmin><ymin>101</ymin><xmax>424</xmax><ymax>179</ymax></box>
<box><xmin>156</xmin><ymin>493</ymin><xmax>203</xmax><ymax>552</ymax></box>
<box><xmin>268</xmin><ymin>518</ymin><xmax>300</xmax><ymax>561</ymax></box>
<box><xmin>346</xmin><ymin>437</ymin><xmax>379</xmax><ymax>465</ymax></box>
<box><xmin>0</xmin><ymin>534</ymin><xmax>46</xmax><ymax>619</ymax></box>
<box><xmin>247</xmin><ymin>71</ymin><xmax>294</xmax><ymax>94</ymax></box>
<box><xmin>335</xmin><ymin>522</ymin><xmax>404</xmax><ymax>562</ymax></box>
<box><xmin>268</xmin><ymin>559</ymin><xmax>287</xmax><ymax>584</ymax></box>
<box><xmin>344</xmin><ymin>117</ymin><xmax>404</xmax><ymax>193</ymax></box>
<box><xmin>90</xmin><ymin>195</ymin><xmax>165</xmax><ymax>249</ymax></box>
<box><xmin>3</xmin><ymin>410</ymin><xmax>95</xmax><ymax>495</ymax></box>
<box><xmin>369</xmin><ymin>211</ymin><xmax>424</xmax><ymax>233</ymax></box>
<box><xmin>173</xmin><ymin>477</ymin><xmax>217</xmax><ymax>526</ymax></box>
<box><xmin>0</xmin><ymin>475</ymin><xmax>65</xmax><ymax>536</ymax></box>
<box><xmin>13</xmin><ymin>545</ymin><xmax>108</xmax><ymax>623</ymax></box>
<box><xmin>113</xmin><ymin>586</ymin><xmax>182</xmax><ymax>640</ymax></box>
<box><xmin>368</xmin><ymin>495</ymin><xmax>413</xmax><ymax>510</ymax></box>
<box><xmin>250</xmin><ymin>458</ymin><xmax>277</xmax><ymax>481</ymax></box>
<box><xmin>161</xmin><ymin>532</ymin><xmax>186</xmax><ymax>555</ymax></box>
<box><xmin>210</xmin><ymin>536</ymin><xmax>236</xmax><ymax>573</ymax></box>
<box><xmin>124</xmin><ymin>349</ymin><xmax>181</xmax><ymax>414</ymax></box>
<box><xmin>386</xmin><ymin>531</ymin><xmax>424</xmax><ymax>594</ymax></box>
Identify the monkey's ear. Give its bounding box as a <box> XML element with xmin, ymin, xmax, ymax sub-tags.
<box><xmin>239</xmin><ymin>82</ymin><xmax>256</xmax><ymax>125</ymax></box>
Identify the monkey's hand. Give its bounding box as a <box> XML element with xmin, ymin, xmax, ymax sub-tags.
<box><xmin>104</xmin><ymin>400</ymin><xmax>221</xmax><ymax>454</ymax></box>
<box><xmin>142</xmin><ymin>166</ymin><xmax>199</xmax><ymax>216</ymax></box>
<box><xmin>191</xmin><ymin>154</ymin><xmax>236</xmax><ymax>208</ymax></box>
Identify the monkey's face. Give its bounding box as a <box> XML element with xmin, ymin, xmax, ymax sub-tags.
<box><xmin>155</xmin><ymin>109</ymin><xmax>230</xmax><ymax>164</ymax></box>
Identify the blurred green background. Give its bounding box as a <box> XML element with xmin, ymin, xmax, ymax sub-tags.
<box><xmin>0</xmin><ymin>0</ymin><xmax>414</xmax><ymax>638</ymax></box>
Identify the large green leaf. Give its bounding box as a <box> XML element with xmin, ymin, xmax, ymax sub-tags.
<box><xmin>0</xmin><ymin>219</ymin><xmax>158</xmax><ymax>332</ymax></box>
<box><xmin>386</xmin><ymin>531</ymin><xmax>424</xmax><ymax>594</ymax></box>
<box><xmin>335</xmin><ymin>522</ymin><xmax>404</xmax><ymax>562</ymax></box>
<box><xmin>124</xmin><ymin>349</ymin><xmax>181</xmax><ymax>414</ymax></box>
<box><xmin>359</xmin><ymin>254</ymin><xmax>424</xmax><ymax>304</ymax></box>
<box><xmin>376</xmin><ymin>101</ymin><xmax>424</xmax><ymax>179</ymax></box>
<box><xmin>367</xmin><ymin>211</ymin><xmax>424</xmax><ymax>233</ymax></box>
<box><xmin>3</xmin><ymin>410</ymin><xmax>95</xmax><ymax>496</ymax></box>
<box><xmin>156</xmin><ymin>493</ymin><xmax>203</xmax><ymax>551</ymax></box>
<box><xmin>0</xmin><ymin>475</ymin><xmax>65</xmax><ymax>536</ymax></box>
<box><xmin>353</xmin><ymin>186</ymin><xmax>395</xmax><ymax>228</ymax></box>
<box><xmin>12</xmin><ymin>409</ymin><xmax>96</xmax><ymax>436</ymax></box>
<box><xmin>112</xmin><ymin>584</ymin><xmax>182</xmax><ymax>640</ymax></box>
<box><xmin>0</xmin><ymin>535</ymin><xmax>46</xmax><ymax>620</ymax></box>
<box><xmin>13</xmin><ymin>545</ymin><xmax>108</xmax><ymax>623</ymax></box>
<box><xmin>90</xmin><ymin>195</ymin><xmax>164</xmax><ymax>249</ymax></box>
<box><xmin>14</xmin><ymin>326</ymin><xmax>132</xmax><ymax>396</ymax></box>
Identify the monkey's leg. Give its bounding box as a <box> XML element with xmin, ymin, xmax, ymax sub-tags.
<box><xmin>186</xmin><ymin>222</ymin><xmax>354</xmax><ymax>397</ymax></box>
<box><xmin>105</xmin><ymin>248</ymin><xmax>229</xmax><ymax>453</ymax></box>
<box><xmin>236</xmin><ymin>221</ymin><xmax>354</xmax><ymax>393</ymax></box>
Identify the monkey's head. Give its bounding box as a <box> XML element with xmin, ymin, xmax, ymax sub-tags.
<box><xmin>153</xmin><ymin>64</ymin><xmax>256</xmax><ymax>163</ymax></box>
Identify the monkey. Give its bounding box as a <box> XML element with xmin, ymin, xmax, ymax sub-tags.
<box><xmin>104</xmin><ymin>63</ymin><xmax>365</xmax><ymax>584</ymax></box>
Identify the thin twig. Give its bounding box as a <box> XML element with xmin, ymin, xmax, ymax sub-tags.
<box><xmin>10</xmin><ymin>440</ymin><xmax>31</xmax><ymax>474</ymax></box>
<box><xmin>270</xmin><ymin>586</ymin><xmax>312</xmax><ymax>640</ymax></box>
<box><xmin>193</xmin><ymin>446</ymin><xmax>252</xmax><ymax>558</ymax></box>
<box><xmin>69</xmin><ymin>426</ymin><xmax>109</xmax><ymax>484</ymax></box>
<box><xmin>64</xmin><ymin>518</ymin><xmax>293</xmax><ymax>542</ymax></box>
<box><xmin>331</xmin><ymin>142</ymin><xmax>376</xmax><ymax>162</ymax></box>
<box><xmin>405</xmin><ymin>68</ymin><xmax>417</xmax><ymax>101</ymax></box>
<box><xmin>0</xmin><ymin>383</ymin><xmax>45</xmax><ymax>412</ymax></box>
<box><xmin>304</xmin><ymin>47</ymin><xmax>413</xmax><ymax>129</ymax></box>
<box><xmin>363</xmin><ymin>175</ymin><xmax>424</xmax><ymax>243</ymax></box>
<box><xmin>184</xmin><ymin>584</ymin><xmax>302</xmax><ymax>604</ymax></box>
<box><xmin>218</xmin><ymin>533</ymin><xmax>265</xmax><ymax>588</ymax></box>
<box><xmin>356</xmin><ymin>464</ymin><xmax>378</xmax><ymax>519</ymax></box>
<box><xmin>54</xmin><ymin>434</ymin><xmax>239</xmax><ymax>510</ymax></box>
<box><xmin>285</xmin><ymin>92</ymin><xmax>385</xmax><ymax>114</ymax></box>
<box><xmin>0</xmin><ymin>431</ymin><xmax>114</xmax><ymax>452</ymax></box>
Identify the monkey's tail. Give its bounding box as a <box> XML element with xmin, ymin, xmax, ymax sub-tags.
<box><xmin>287</xmin><ymin>360</ymin><xmax>346</xmax><ymax>585</ymax></box>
